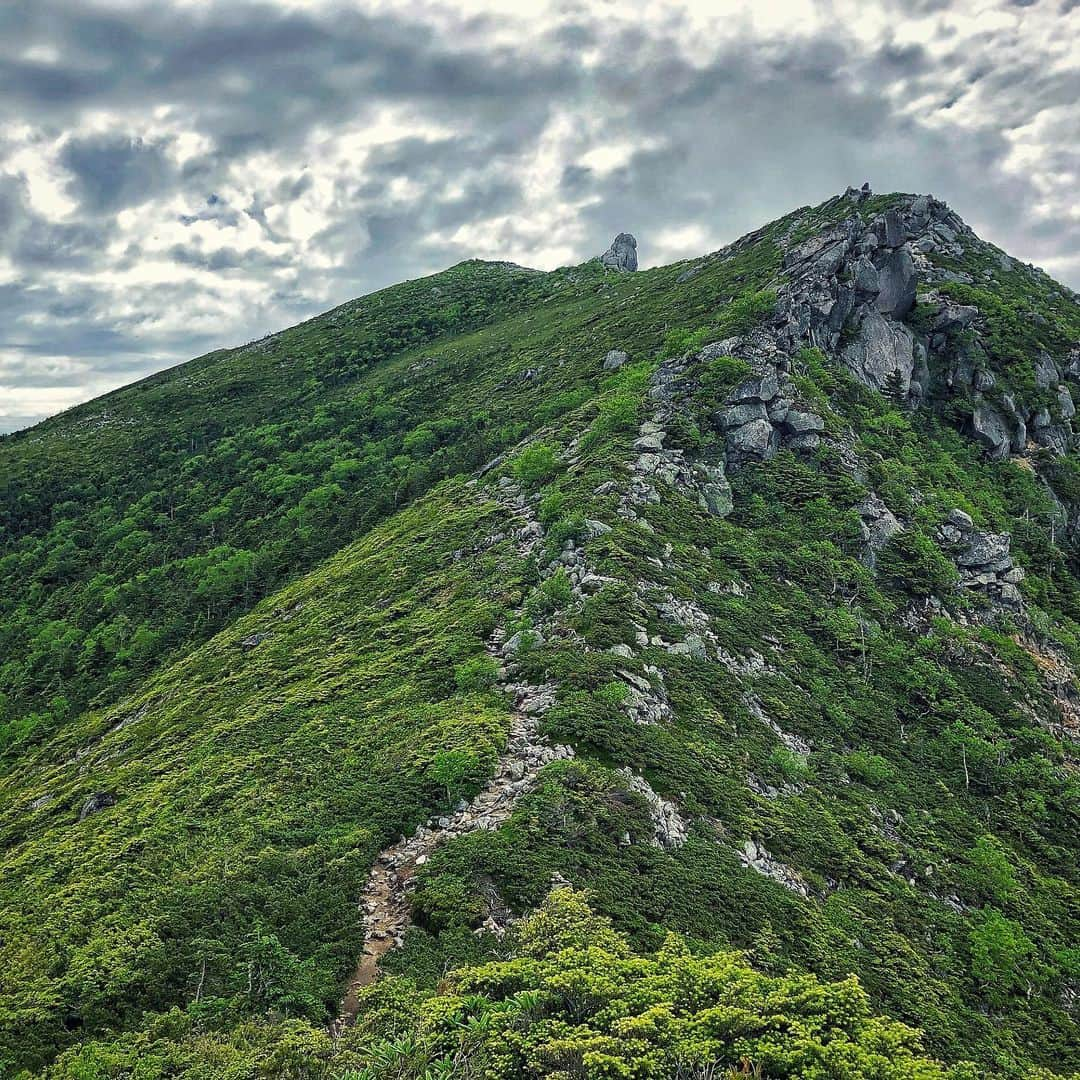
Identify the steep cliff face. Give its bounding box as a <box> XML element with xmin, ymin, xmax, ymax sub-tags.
<box><xmin>1</xmin><ymin>192</ymin><xmax>1078</xmax><ymax>1079</ymax></box>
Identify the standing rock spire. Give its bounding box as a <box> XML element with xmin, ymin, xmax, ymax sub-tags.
<box><xmin>600</xmin><ymin>232</ymin><xmax>638</xmax><ymax>272</ymax></box>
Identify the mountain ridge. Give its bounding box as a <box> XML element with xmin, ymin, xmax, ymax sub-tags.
<box><xmin>1</xmin><ymin>189</ymin><xmax>1078</xmax><ymax>1078</ymax></box>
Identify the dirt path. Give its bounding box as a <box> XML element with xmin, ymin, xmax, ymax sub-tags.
<box><xmin>332</xmin><ymin>478</ymin><xmax>571</xmax><ymax>1033</ymax></box>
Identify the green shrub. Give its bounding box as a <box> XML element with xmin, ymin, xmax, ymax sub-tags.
<box><xmin>453</xmin><ymin>654</ymin><xmax>499</xmax><ymax>694</ymax></box>
<box><xmin>876</xmin><ymin>530</ymin><xmax>959</xmax><ymax>599</ymax></box>
<box><xmin>511</xmin><ymin>443</ymin><xmax>560</xmax><ymax>485</ymax></box>
<box><xmin>845</xmin><ymin>749</ymin><xmax>897</xmax><ymax>786</ymax></box>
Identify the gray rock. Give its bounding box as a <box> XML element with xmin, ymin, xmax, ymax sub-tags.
<box><xmin>957</xmin><ymin>532</ymin><xmax>1011</xmax><ymax>571</ymax></box>
<box><xmin>874</xmin><ymin>247</ymin><xmax>916</xmax><ymax>318</ymax></box>
<box><xmin>730</xmin><ymin>372</ymin><xmax>779</xmax><ymax>403</ymax></box>
<box><xmin>716</xmin><ymin>400</ymin><xmax>768</xmax><ymax>429</ymax></box>
<box><xmin>973</xmin><ymin>368</ymin><xmax>995</xmax><ymax>392</ymax></box>
<box><xmin>600</xmin><ymin>233</ymin><xmax>638</xmax><ymax>272</ymax></box>
<box><xmin>697</xmin><ymin>337</ymin><xmax>742</xmax><ymax>361</ymax></box>
<box><xmin>728</xmin><ymin>419</ymin><xmax>779</xmax><ymax>459</ymax></box>
<box><xmin>970</xmin><ymin>401</ymin><xmax>1012</xmax><ymax>459</ymax></box>
<box><xmin>1034</xmin><ymin>423</ymin><xmax>1071</xmax><ymax>456</ymax></box>
<box><xmin>767</xmin><ymin>397</ymin><xmax>792</xmax><ymax>423</ymax></box>
<box><xmin>882</xmin><ymin>209</ymin><xmax>906</xmax><ymax>248</ymax></box>
<box><xmin>933</xmin><ymin>303</ymin><xmax>978</xmax><ymax>333</ymax></box>
<box><xmin>1058</xmin><ymin>384</ymin><xmax>1076</xmax><ymax>420</ymax></box>
<box><xmin>997</xmin><ymin>582</ymin><xmax>1024</xmax><ymax>609</ymax></box>
<box><xmin>840</xmin><ymin>306</ymin><xmax>915</xmax><ymax>395</ymax></box>
<box><xmin>699</xmin><ymin>479</ymin><xmax>734</xmax><ymax>518</ymax></box>
<box><xmin>782</xmin><ymin>409</ymin><xmax>824</xmax><ymax>435</ymax></box>
<box><xmin>851</xmin><ymin>255</ymin><xmax>880</xmax><ymax>295</ymax></box>
<box><xmin>634</xmin><ymin>434</ymin><xmax>665</xmax><ymax>452</ymax></box>
<box><xmin>1035</xmin><ymin>351</ymin><xmax>1059</xmax><ymax>389</ymax></box>
<box><xmin>858</xmin><ymin>494</ymin><xmax>902</xmax><ymax>552</ymax></box>
<box><xmin>603</xmin><ymin>349</ymin><xmax>629</xmax><ymax>371</ymax></box>
<box><xmin>503</xmin><ymin>630</ymin><xmax>542</xmax><ymax>654</ymax></box>
<box><xmin>79</xmin><ymin>792</ymin><xmax>116</xmax><ymax>821</ymax></box>
<box><xmin>946</xmin><ymin>508</ymin><xmax>974</xmax><ymax>530</ymax></box>
<box><xmin>787</xmin><ymin>432</ymin><xmax>820</xmax><ymax>452</ymax></box>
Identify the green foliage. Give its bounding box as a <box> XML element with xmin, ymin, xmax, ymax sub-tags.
<box><xmin>661</xmin><ymin>326</ymin><xmax>713</xmax><ymax>358</ymax></box>
<box><xmin>969</xmin><ymin>908</ymin><xmax>1037</xmax><ymax>1008</ymax></box>
<box><xmin>430</xmin><ymin>749</ymin><xmax>483</xmax><ymax>805</ymax></box>
<box><xmin>876</xmin><ymin>530</ymin><xmax>960</xmax><ymax>598</ymax></box>
<box><xmin>965</xmin><ymin>836</ymin><xmax>1018</xmax><ymax>905</ymax></box>
<box><xmin>697</xmin><ymin>353</ymin><xmax>752</xmax><ymax>402</ymax></box>
<box><xmin>511</xmin><ymin>443</ymin><xmax>561</xmax><ymax>486</ymax></box>
<box><xmin>355</xmin><ymin>891</ymin><xmax>981</xmax><ymax>1080</ymax></box>
<box><xmin>845</xmin><ymin>750</ymin><xmax>897</xmax><ymax>786</ymax></box>
<box><xmin>2</xmin><ymin>191</ymin><xmax>1079</xmax><ymax>1080</ymax></box>
<box><xmin>453</xmin><ymin>655</ymin><xmax>500</xmax><ymax>694</ymax></box>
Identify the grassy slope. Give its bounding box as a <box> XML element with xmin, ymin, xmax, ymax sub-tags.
<box><xmin>1</xmin><ymin>193</ymin><xmax>1078</xmax><ymax>1077</ymax></box>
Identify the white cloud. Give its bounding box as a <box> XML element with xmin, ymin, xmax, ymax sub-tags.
<box><xmin>0</xmin><ymin>0</ymin><xmax>1076</xmax><ymax>432</ymax></box>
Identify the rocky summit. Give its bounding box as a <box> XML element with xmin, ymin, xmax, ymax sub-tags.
<box><xmin>0</xmin><ymin>189</ymin><xmax>1078</xmax><ymax>1080</ymax></box>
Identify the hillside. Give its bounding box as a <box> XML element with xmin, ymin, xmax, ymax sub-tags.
<box><xmin>1</xmin><ymin>188</ymin><xmax>1078</xmax><ymax>1079</ymax></box>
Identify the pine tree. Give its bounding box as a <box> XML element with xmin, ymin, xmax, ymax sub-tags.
<box><xmin>884</xmin><ymin>366</ymin><xmax>907</xmax><ymax>408</ymax></box>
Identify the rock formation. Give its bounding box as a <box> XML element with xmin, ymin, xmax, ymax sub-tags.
<box><xmin>600</xmin><ymin>232</ymin><xmax>638</xmax><ymax>272</ymax></box>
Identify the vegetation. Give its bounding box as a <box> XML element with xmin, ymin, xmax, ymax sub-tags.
<box><xmin>1</xmin><ymin>192</ymin><xmax>1078</xmax><ymax>1079</ymax></box>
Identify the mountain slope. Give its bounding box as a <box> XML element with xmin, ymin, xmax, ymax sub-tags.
<box><xmin>1</xmin><ymin>189</ymin><xmax>1079</xmax><ymax>1079</ymax></box>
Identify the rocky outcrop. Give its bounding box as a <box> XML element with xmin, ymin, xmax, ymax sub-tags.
<box><xmin>620</xmin><ymin>354</ymin><xmax>734</xmax><ymax>517</ymax></box>
<box><xmin>618</xmin><ymin>769</ymin><xmax>689</xmax><ymax>850</ymax></box>
<box><xmin>857</xmin><ymin>493</ymin><xmax>902</xmax><ymax>565</ymax></box>
<box><xmin>937</xmin><ymin>508</ymin><xmax>1023</xmax><ymax>609</ymax></box>
<box><xmin>78</xmin><ymin>792</ymin><xmax>116</xmax><ymax>820</ymax></box>
<box><xmin>603</xmin><ymin>349</ymin><xmax>629</xmax><ymax>371</ymax></box>
<box><xmin>699</xmin><ymin>343</ymin><xmax>825</xmax><ymax>466</ymax></box>
<box><xmin>600</xmin><ymin>233</ymin><xmax>638</xmax><ymax>273</ymax></box>
<box><xmin>840</xmin><ymin>308</ymin><xmax>917</xmax><ymax>397</ymax></box>
<box><xmin>740</xmin><ymin>838</ymin><xmax>812</xmax><ymax>897</ymax></box>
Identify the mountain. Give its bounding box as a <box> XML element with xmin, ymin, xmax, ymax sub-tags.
<box><xmin>1</xmin><ymin>188</ymin><xmax>1078</xmax><ymax>1079</ymax></box>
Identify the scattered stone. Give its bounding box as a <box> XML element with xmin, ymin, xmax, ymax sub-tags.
<box><xmin>603</xmin><ymin>350</ymin><xmax>629</xmax><ymax>371</ymax></box>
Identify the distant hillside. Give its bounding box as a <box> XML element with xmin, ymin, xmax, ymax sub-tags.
<box><xmin>1</xmin><ymin>189</ymin><xmax>1078</xmax><ymax>1079</ymax></box>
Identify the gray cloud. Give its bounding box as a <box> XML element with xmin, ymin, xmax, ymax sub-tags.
<box><xmin>0</xmin><ymin>0</ymin><xmax>1077</xmax><ymax>432</ymax></box>
<box><xmin>60</xmin><ymin>133</ymin><xmax>172</xmax><ymax>212</ymax></box>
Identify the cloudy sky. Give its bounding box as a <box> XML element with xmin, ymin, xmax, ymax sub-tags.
<box><xmin>0</xmin><ymin>0</ymin><xmax>1077</xmax><ymax>433</ymax></box>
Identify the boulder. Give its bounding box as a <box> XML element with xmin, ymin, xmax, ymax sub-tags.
<box><xmin>782</xmin><ymin>409</ymin><xmax>824</xmax><ymax>435</ymax></box>
<box><xmin>1057</xmin><ymin>384</ymin><xmax>1076</xmax><ymax>420</ymax></box>
<box><xmin>730</xmin><ymin>372</ymin><xmax>779</xmax><ymax>403</ymax></box>
<box><xmin>603</xmin><ymin>350</ymin><xmax>629</xmax><ymax>371</ymax></box>
<box><xmin>933</xmin><ymin>302</ymin><xmax>978</xmax><ymax>333</ymax></box>
<box><xmin>716</xmin><ymin>401</ymin><xmax>768</xmax><ymax>429</ymax></box>
<box><xmin>851</xmin><ymin>255</ymin><xmax>880</xmax><ymax>296</ymax></box>
<box><xmin>1035</xmin><ymin>351</ymin><xmax>1059</xmax><ymax>389</ymax></box>
<box><xmin>857</xmin><ymin>493</ymin><xmax>902</xmax><ymax>555</ymax></box>
<box><xmin>79</xmin><ymin>792</ymin><xmax>116</xmax><ymax>821</ymax></box>
<box><xmin>970</xmin><ymin>401</ymin><xmax>1012</xmax><ymax>459</ymax></box>
<box><xmin>957</xmin><ymin>531</ymin><xmax>1011</xmax><ymax>571</ymax></box>
<box><xmin>874</xmin><ymin>247</ymin><xmax>916</xmax><ymax>318</ymax></box>
<box><xmin>881</xmin><ymin>209</ymin><xmax>906</xmax><ymax>248</ymax></box>
<box><xmin>728</xmin><ymin>419</ymin><xmax>778</xmax><ymax>459</ymax></box>
<box><xmin>840</xmin><ymin>306</ymin><xmax>915</xmax><ymax>395</ymax></box>
<box><xmin>694</xmin><ymin>463</ymin><xmax>733</xmax><ymax>517</ymax></box>
<box><xmin>600</xmin><ymin>233</ymin><xmax>638</xmax><ymax>272</ymax></box>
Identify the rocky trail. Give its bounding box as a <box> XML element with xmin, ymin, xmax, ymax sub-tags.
<box><xmin>332</xmin><ymin>479</ymin><xmax>574</xmax><ymax>1033</ymax></box>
